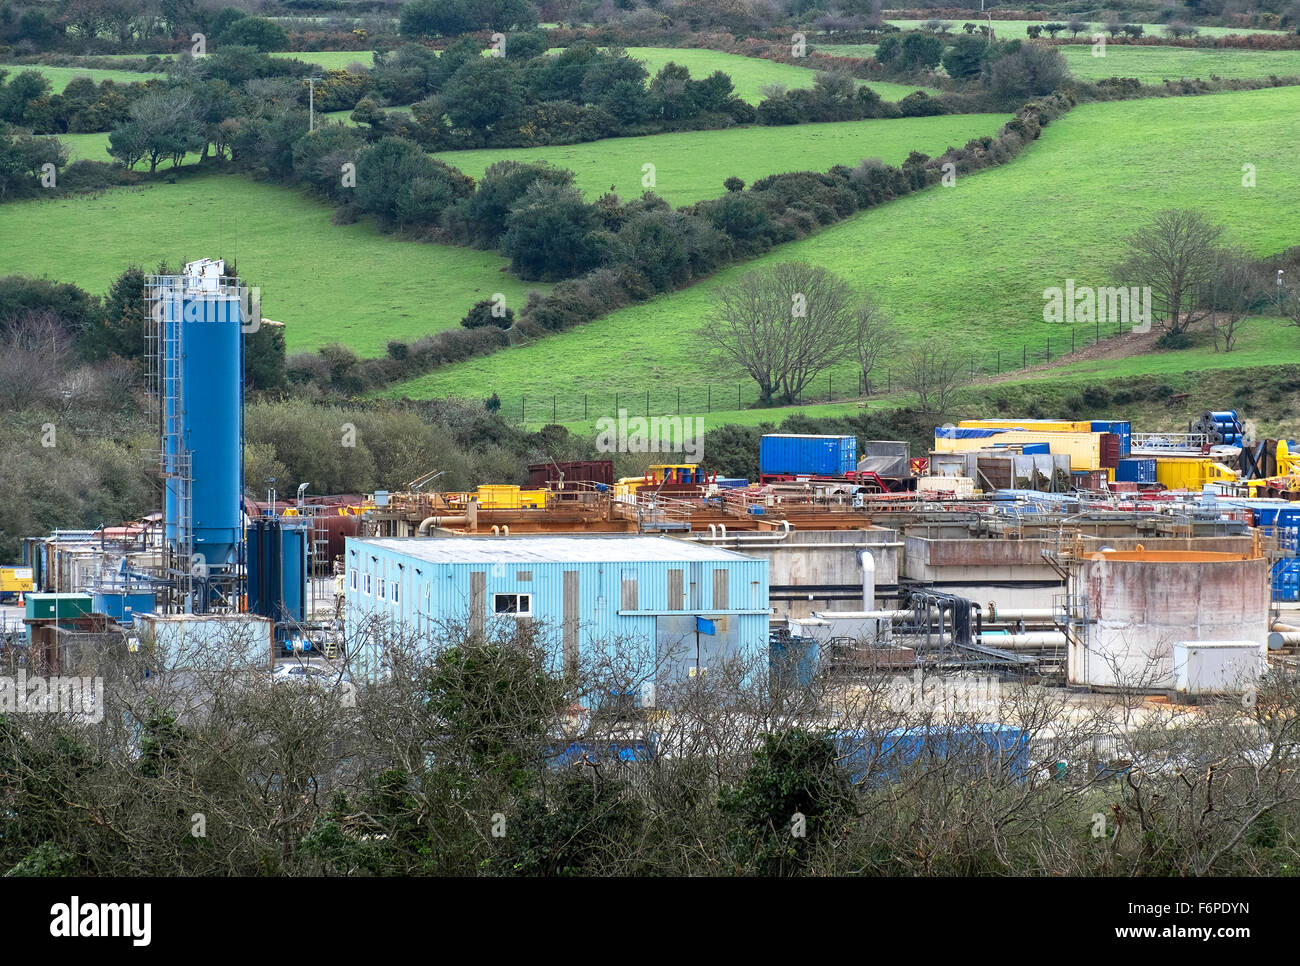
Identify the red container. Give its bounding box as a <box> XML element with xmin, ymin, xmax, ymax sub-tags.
<box><xmin>1100</xmin><ymin>433</ymin><xmax>1120</xmax><ymax>469</ymax></box>
<box><xmin>528</xmin><ymin>460</ymin><xmax>615</xmax><ymax>487</ymax></box>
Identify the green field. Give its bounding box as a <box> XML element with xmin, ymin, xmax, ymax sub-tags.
<box><xmin>433</xmin><ymin>112</ymin><xmax>1007</xmax><ymax>206</ymax></box>
<box><xmin>883</xmin><ymin>18</ymin><xmax>1285</xmax><ymax>37</ymax></box>
<box><xmin>616</xmin><ymin>46</ymin><xmax>936</xmax><ymax>101</ymax></box>
<box><xmin>0</xmin><ymin>63</ymin><xmax>163</xmax><ymax>91</ymax></box>
<box><xmin>1059</xmin><ymin>44</ymin><xmax>1300</xmax><ymax>81</ymax></box>
<box><xmin>387</xmin><ymin>85</ymin><xmax>1300</xmax><ymax>414</ymax></box>
<box><xmin>0</xmin><ymin>172</ymin><xmax>548</xmax><ymax>356</ymax></box>
<box><xmin>270</xmin><ymin>50</ymin><xmax>377</xmax><ymax>69</ymax></box>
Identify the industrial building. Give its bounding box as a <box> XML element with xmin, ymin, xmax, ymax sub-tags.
<box><xmin>343</xmin><ymin>535</ymin><xmax>770</xmax><ymax>693</ymax></box>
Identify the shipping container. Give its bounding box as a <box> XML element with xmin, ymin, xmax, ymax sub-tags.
<box><xmin>91</xmin><ymin>591</ymin><xmax>155</xmax><ymax>624</ymax></box>
<box><xmin>760</xmin><ymin>434</ymin><xmax>857</xmax><ymax>478</ymax></box>
<box><xmin>1153</xmin><ymin>457</ymin><xmax>1236</xmax><ymax>491</ymax></box>
<box><xmin>935</xmin><ymin>429</ymin><xmax>1103</xmax><ymax>471</ymax></box>
<box><xmin>958</xmin><ymin>419</ymin><xmax>1093</xmax><ymax>433</ymax></box>
<box><xmin>136</xmin><ymin>614</ymin><xmax>275</xmax><ymax>671</ymax></box>
<box><xmin>1091</xmin><ymin>420</ymin><xmax>1132</xmax><ymax>457</ymax></box>
<box><xmin>1115</xmin><ymin>458</ymin><xmax>1157</xmax><ymax>484</ymax></box>
<box><xmin>527</xmin><ymin>460</ymin><xmax>615</xmax><ymax>488</ymax></box>
<box><xmin>1100</xmin><ymin>433</ymin><xmax>1121</xmax><ymax>469</ymax></box>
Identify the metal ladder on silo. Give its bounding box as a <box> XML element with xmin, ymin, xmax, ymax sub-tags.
<box><xmin>160</xmin><ymin>282</ymin><xmax>196</xmax><ymax>609</ymax></box>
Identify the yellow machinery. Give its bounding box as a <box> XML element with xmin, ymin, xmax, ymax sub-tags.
<box><xmin>1153</xmin><ymin>457</ymin><xmax>1237</xmax><ymax>490</ymax></box>
<box><xmin>935</xmin><ymin>430</ymin><xmax>1103</xmax><ymax>471</ymax></box>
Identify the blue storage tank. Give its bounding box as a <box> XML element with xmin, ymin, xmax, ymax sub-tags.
<box><xmin>160</xmin><ymin>262</ymin><xmax>244</xmax><ymax>575</ymax></box>
<box><xmin>1273</xmin><ymin>559</ymin><xmax>1300</xmax><ymax>602</ymax></box>
<box><xmin>247</xmin><ymin>518</ymin><xmax>308</xmax><ymax>625</ymax></box>
<box><xmin>91</xmin><ymin>591</ymin><xmax>155</xmax><ymax>624</ymax></box>
<box><xmin>771</xmin><ymin>633</ymin><xmax>818</xmax><ymax>690</ymax></box>
<box><xmin>759</xmin><ymin>434</ymin><xmax>857</xmax><ymax>477</ymax></box>
<box><xmin>1114</xmin><ymin>458</ymin><xmax>1156</xmax><ymax>484</ymax></box>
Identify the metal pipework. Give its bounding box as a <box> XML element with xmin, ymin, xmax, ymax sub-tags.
<box><xmin>858</xmin><ymin>549</ymin><xmax>875</xmax><ymax>611</ymax></box>
<box><xmin>418</xmin><ymin>515</ymin><xmax>468</xmax><ymax>534</ymax></box>
<box><xmin>986</xmin><ymin>605</ymin><xmax>1057</xmax><ymax>622</ymax></box>
<box><xmin>1269</xmin><ymin>631</ymin><xmax>1300</xmax><ymax>650</ymax></box>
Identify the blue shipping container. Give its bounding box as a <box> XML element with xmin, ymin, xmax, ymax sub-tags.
<box><xmin>1092</xmin><ymin>421</ymin><xmax>1132</xmax><ymax>457</ymax></box>
<box><xmin>834</xmin><ymin>724</ymin><xmax>1030</xmax><ymax>786</ymax></box>
<box><xmin>759</xmin><ymin>434</ymin><xmax>857</xmax><ymax>477</ymax></box>
<box><xmin>1115</xmin><ymin>458</ymin><xmax>1156</xmax><ymax>484</ymax></box>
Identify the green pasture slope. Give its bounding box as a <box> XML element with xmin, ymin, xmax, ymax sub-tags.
<box><xmin>883</xmin><ymin>18</ymin><xmax>1286</xmax><ymax>37</ymax></box>
<box><xmin>387</xmin><ymin>85</ymin><xmax>1300</xmax><ymax>415</ymax></box>
<box><xmin>434</xmin><ymin>111</ymin><xmax>1008</xmax><ymax>207</ymax></box>
<box><xmin>1060</xmin><ymin>44</ymin><xmax>1300</xmax><ymax>82</ymax></box>
<box><xmin>0</xmin><ymin>63</ymin><xmax>164</xmax><ymax>91</ymax></box>
<box><xmin>616</xmin><ymin>46</ymin><xmax>936</xmax><ymax>102</ymax></box>
<box><xmin>0</xmin><ymin>172</ymin><xmax>546</xmax><ymax>356</ymax></box>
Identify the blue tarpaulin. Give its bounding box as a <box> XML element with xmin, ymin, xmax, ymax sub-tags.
<box><xmin>935</xmin><ymin>427</ymin><xmax>1008</xmax><ymax>439</ymax></box>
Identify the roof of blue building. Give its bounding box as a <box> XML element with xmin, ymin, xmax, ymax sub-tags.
<box><xmin>350</xmin><ymin>534</ymin><xmax>758</xmax><ymax>564</ymax></box>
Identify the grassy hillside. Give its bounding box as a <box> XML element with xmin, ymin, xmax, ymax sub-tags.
<box><xmin>0</xmin><ymin>172</ymin><xmax>547</xmax><ymax>356</ymax></box>
<box><xmin>434</xmin><ymin>112</ymin><xmax>1008</xmax><ymax>206</ymax></box>
<box><xmin>270</xmin><ymin>50</ymin><xmax>376</xmax><ymax>69</ymax></box>
<box><xmin>0</xmin><ymin>63</ymin><xmax>164</xmax><ymax>91</ymax></box>
<box><xmin>388</xmin><ymin>85</ymin><xmax>1300</xmax><ymax>418</ymax></box>
<box><xmin>616</xmin><ymin>46</ymin><xmax>937</xmax><ymax>101</ymax></box>
<box><xmin>1059</xmin><ymin>44</ymin><xmax>1300</xmax><ymax>81</ymax></box>
<box><xmin>883</xmin><ymin>18</ymin><xmax>1286</xmax><ymax>37</ymax></box>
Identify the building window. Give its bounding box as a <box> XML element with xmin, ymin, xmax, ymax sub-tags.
<box><xmin>493</xmin><ymin>593</ymin><xmax>532</xmax><ymax>616</ymax></box>
<box><xmin>363</xmin><ymin>573</ymin><xmax>372</xmax><ymax>595</ymax></box>
<box><xmin>377</xmin><ymin>577</ymin><xmax>386</xmax><ymax>600</ymax></box>
<box><xmin>391</xmin><ymin>582</ymin><xmax>399</xmax><ymax>604</ymax></box>
<box><xmin>349</xmin><ymin>569</ymin><xmax>357</xmax><ymax>591</ymax></box>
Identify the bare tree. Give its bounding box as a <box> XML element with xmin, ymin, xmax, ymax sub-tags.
<box><xmin>1209</xmin><ymin>247</ymin><xmax>1262</xmax><ymax>353</ymax></box>
<box><xmin>701</xmin><ymin>262</ymin><xmax>862</xmax><ymax>406</ymax></box>
<box><xmin>896</xmin><ymin>336</ymin><xmax>969</xmax><ymax>414</ymax></box>
<box><xmin>1116</xmin><ymin>209</ymin><xmax>1224</xmax><ymax>335</ymax></box>
<box><xmin>853</xmin><ymin>295</ymin><xmax>894</xmax><ymax>395</ymax></box>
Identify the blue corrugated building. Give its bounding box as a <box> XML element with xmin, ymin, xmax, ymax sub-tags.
<box><xmin>344</xmin><ymin>535</ymin><xmax>770</xmax><ymax>696</ymax></box>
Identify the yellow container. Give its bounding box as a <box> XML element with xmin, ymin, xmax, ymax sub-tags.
<box><xmin>958</xmin><ymin>419</ymin><xmax>1094</xmax><ymax>433</ymax></box>
<box><xmin>0</xmin><ymin>567</ymin><xmax>34</xmax><ymax>594</ymax></box>
<box><xmin>475</xmin><ymin>484</ymin><xmax>522</xmax><ymax>509</ymax></box>
<box><xmin>1154</xmin><ymin>458</ymin><xmax>1236</xmax><ymax>490</ymax></box>
<box><xmin>935</xmin><ymin>431</ymin><xmax>1102</xmax><ymax>471</ymax></box>
<box><xmin>519</xmin><ymin>489</ymin><xmax>548</xmax><ymax>509</ymax></box>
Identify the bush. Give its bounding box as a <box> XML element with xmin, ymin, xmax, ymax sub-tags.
<box><xmin>1156</xmin><ymin>331</ymin><xmax>1193</xmax><ymax>350</ymax></box>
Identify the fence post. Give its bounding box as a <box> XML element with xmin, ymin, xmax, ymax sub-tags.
<box><xmin>614</xmin><ymin>391</ymin><xmax>618</xmax><ymax>414</ymax></box>
<box><xmin>1046</xmin><ymin>335</ymin><xmax>1050</xmax><ymax>361</ymax></box>
<box><xmin>1022</xmin><ymin>345</ymin><xmax>1026</xmax><ymax>368</ymax></box>
<box><xmin>521</xmin><ymin>395</ymin><xmax>525</xmax><ymax>423</ymax></box>
<box><xmin>646</xmin><ymin>389</ymin><xmax>650</xmax><ymax>418</ymax></box>
<box><xmin>828</xmin><ymin>373</ymin><xmax>832</xmax><ymax>400</ymax></box>
<box><xmin>886</xmin><ymin>369</ymin><xmax>890</xmax><ymax>393</ymax></box>
<box><xmin>584</xmin><ymin>394</ymin><xmax>587</xmax><ymax>419</ymax></box>
<box><xmin>738</xmin><ymin>383</ymin><xmax>742</xmax><ymax>409</ymax></box>
<box><xmin>677</xmin><ymin>386</ymin><xmax>681</xmax><ymax>414</ymax></box>
<box><xmin>707</xmin><ymin>384</ymin><xmax>711</xmax><ymax>412</ymax></box>
<box><xmin>1072</xmin><ymin>327</ymin><xmax>1075</xmax><ymax>353</ymax></box>
<box><xmin>552</xmin><ymin>394</ymin><xmax>557</xmax><ymax>423</ymax></box>
<box><xmin>996</xmin><ymin>350</ymin><xmax>1000</xmax><ymax>374</ymax></box>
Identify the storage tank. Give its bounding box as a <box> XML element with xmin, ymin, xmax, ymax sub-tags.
<box><xmin>1068</xmin><ymin>549</ymin><xmax>1270</xmax><ymax>691</ymax></box>
<box><xmin>156</xmin><ymin>259</ymin><xmax>245</xmax><ymax>575</ymax></box>
<box><xmin>247</xmin><ymin>518</ymin><xmax>308</xmax><ymax>624</ymax></box>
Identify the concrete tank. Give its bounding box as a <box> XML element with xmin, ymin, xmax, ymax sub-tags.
<box><xmin>1068</xmin><ymin>549</ymin><xmax>1270</xmax><ymax>691</ymax></box>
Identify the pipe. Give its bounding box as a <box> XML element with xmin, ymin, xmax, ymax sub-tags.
<box><xmin>709</xmin><ymin>524</ymin><xmax>717</xmax><ymax>538</ymax></box>
<box><xmin>858</xmin><ymin>549</ymin><xmax>875</xmax><ymax>611</ymax></box>
<box><xmin>979</xmin><ymin>631</ymin><xmax>1068</xmax><ymax>649</ymax></box>
<box><xmin>811</xmin><ymin>610</ymin><xmax>919</xmax><ymax>621</ymax></box>
<box><xmin>417</xmin><ymin>515</ymin><xmax>468</xmax><ymax>534</ymax></box>
<box><xmin>1269</xmin><ymin>631</ymin><xmax>1300</xmax><ymax>650</ymax></box>
<box><xmin>502</xmin><ymin>525</ymin><xmax>509</xmax><ymax>536</ymax></box>
<box><xmin>1270</xmin><ymin>620</ymin><xmax>1300</xmax><ymax>633</ymax></box>
<box><xmin>492</xmin><ymin>526</ymin><xmax>500</xmax><ymax>536</ymax></box>
<box><xmin>986</xmin><ymin>606</ymin><xmax>1056</xmax><ymax>622</ymax></box>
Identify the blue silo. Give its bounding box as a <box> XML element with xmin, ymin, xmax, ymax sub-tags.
<box><xmin>247</xmin><ymin>518</ymin><xmax>308</xmax><ymax>626</ymax></box>
<box><xmin>159</xmin><ymin>259</ymin><xmax>245</xmax><ymax>579</ymax></box>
